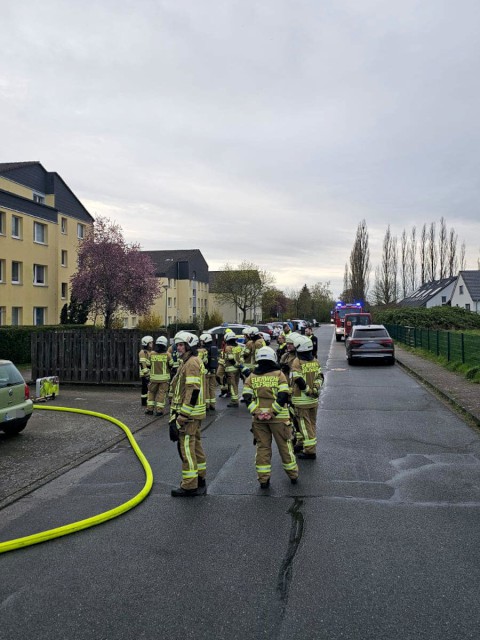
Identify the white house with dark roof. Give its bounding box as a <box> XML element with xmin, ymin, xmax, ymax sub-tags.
<box><xmin>450</xmin><ymin>270</ymin><xmax>480</xmax><ymax>313</ymax></box>
<box><xmin>398</xmin><ymin>276</ymin><xmax>457</xmax><ymax>309</ymax></box>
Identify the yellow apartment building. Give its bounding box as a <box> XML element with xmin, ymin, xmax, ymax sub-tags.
<box><xmin>130</xmin><ymin>249</ymin><xmax>210</xmax><ymax>328</ymax></box>
<box><xmin>0</xmin><ymin>161</ymin><xmax>94</xmax><ymax>326</ymax></box>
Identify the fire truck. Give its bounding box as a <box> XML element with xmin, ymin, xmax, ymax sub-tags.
<box><xmin>332</xmin><ymin>302</ymin><xmax>364</xmax><ymax>341</ymax></box>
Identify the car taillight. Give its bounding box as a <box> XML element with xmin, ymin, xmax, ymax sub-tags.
<box><xmin>380</xmin><ymin>339</ymin><xmax>393</xmax><ymax>346</ymax></box>
<box><xmin>24</xmin><ymin>383</ymin><xmax>30</xmax><ymax>400</ymax></box>
<box><xmin>349</xmin><ymin>340</ymin><xmax>362</xmax><ymax>345</ymax></box>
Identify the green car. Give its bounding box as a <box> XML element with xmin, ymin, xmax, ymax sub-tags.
<box><xmin>0</xmin><ymin>360</ymin><xmax>33</xmax><ymax>436</ymax></box>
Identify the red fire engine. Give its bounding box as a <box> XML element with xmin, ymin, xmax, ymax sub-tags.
<box><xmin>332</xmin><ymin>302</ymin><xmax>364</xmax><ymax>341</ymax></box>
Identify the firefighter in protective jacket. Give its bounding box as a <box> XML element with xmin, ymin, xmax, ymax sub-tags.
<box><xmin>146</xmin><ymin>336</ymin><xmax>172</xmax><ymax>416</ymax></box>
<box><xmin>139</xmin><ymin>336</ymin><xmax>153</xmax><ymax>406</ymax></box>
<box><xmin>169</xmin><ymin>331</ymin><xmax>207</xmax><ymax>497</ymax></box>
<box><xmin>242</xmin><ymin>346</ymin><xmax>298</xmax><ymax>488</ymax></box>
<box><xmin>199</xmin><ymin>333</ymin><xmax>219</xmax><ymax>411</ymax></box>
<box><xmin>290</xmin><ymin>334</ymin><xmax>324</xmax><ymax>460</ymax></box>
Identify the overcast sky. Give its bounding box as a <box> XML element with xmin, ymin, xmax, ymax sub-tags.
<box><xmin>2</xmin><ymin>0</ymin><xmax>480</xmax><ymax>297</ymax></box>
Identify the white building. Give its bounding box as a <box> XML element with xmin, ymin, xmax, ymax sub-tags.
<box><xmin>450</xmin><ymin>270</ymin><xmax>480</xmax><ymax>313</ymax></box>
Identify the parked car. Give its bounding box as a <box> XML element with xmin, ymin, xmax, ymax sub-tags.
<box><xmin>256</xmin><ymin>324</ymin><xmax>273</xmax><ymax>338</ymax></box>
<box><xmin>0</xmin><ymin>360</ymin><xmax>34</xmax><ymax>436</ymax></box>
<box><xmin>207</xmin><ymin>324</ymin><xmax>250</xmax><ymax>344</ymax></box>
<box><xmin>345</xmin><ymin>325</ymin><xmax>395</xmax><ymax>365</ymax></box>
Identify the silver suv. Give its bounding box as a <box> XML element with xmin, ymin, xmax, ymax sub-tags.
<box><xmin>0</xmin><ymin>360</ymin><xmax>34</xmax><ymax>436</ymax></box>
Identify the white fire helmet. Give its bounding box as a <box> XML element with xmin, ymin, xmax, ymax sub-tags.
<box><xmin>174</xmin><ymin>331</ymin><xmax>199</xmax><ymax>348</ymax></box>
<box><xmin>249</xmin><ymin>327</ymin><xmax>260</xmax><ymax>337</ymax></box>
<box><xmin>255</xmin><ymin>346</ymin><xmax>277</xmax><ymax>363</ymax></box>
<box><xmin>293</xmin><ymin>335</ymin><xmax>313</xmax><ymax>352</ymax></box>
<box><xmin>285</xmin><ymin>332</ymin><xmax>300</xmax><ymax>345</ymax></box>
<box><xmin>200</xmin><ymin>333</ymin><xmax>213</xmax><ymax>344</ymax></box>
<box><xmin>141</xmin><ymin>335</ymin><xmax>154</xmax><ymax>347</ymax></box>
<box><xmin>155</xmin><ymin>336</ymin><xmax>168</xmax><ymax>347</ymax></box>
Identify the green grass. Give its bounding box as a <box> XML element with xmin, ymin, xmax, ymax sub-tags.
<box><xmin>398</xmin><ymin>344</ymin><xmax>480</xmax><ymax>383</ymax></box>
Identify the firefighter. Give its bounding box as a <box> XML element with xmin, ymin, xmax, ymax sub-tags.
<box><xmin>199</xmin><ymin>333</ymin><xmax>218</xmax><ymax>411</ymax></box>
<box><xmin>216</xmin><ymin>328</ymin><xmax>234</xmax><ymax>397</ymax></box>
<box><xmin>305</xmin><ymin>325</ymin><xmax>318</xmax><ymax>358</ymax></box>
<box><xmin>168</xmin><ymin>331</ymin><xmax>207</xmax><ymax>497</ymax></box>
<box><xmin>243</xmin><ymin>327</ymin><xmax>266</xmax><ymax>366</ymax></box>
<box><xmin>166</xmin><ymin>340</ymin><xmax>180</xmax><ymax>403</ymax></box>
<box><xmin>282</xmin><ymin>322</ymin><xmax>293</xmax><ymax>338</ymax></box>
<box><xmin>146</xmin><ymin>336</ymin><xmax>171</xmax><ymax>416</ymax></box>
<box><xmin>290</xmin><ymin>334</ymin><xmax>324</xmax><ymax>460</ymax></box>
<box><xmin>242</xmin><ymin>346</ymin><xmax>298</xmax><ymax>488</ymax></box>
<box><xmin>224</xmin><ymin>332</ymin><xmax>244</xmax><ymax>407</ymax></box>
<box><xmin>279</xmin><ymin>332</ymin><xmax>299</xmax><ymax>377</ymax></box>
<box><xmin>276</xmin><ymin>332</ymin><xmax>287</xmax><ymax>362</ymax></box>
<box><xmin>139</xmin><ymin>335</ymin><xmax>153</xmax><ymax>407</ymax></box>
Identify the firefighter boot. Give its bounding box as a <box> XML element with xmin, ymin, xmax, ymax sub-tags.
<box><xmin>171</xmin><ymin>487</ymin><xmax>200</xmax><ymax>497</ymax></box>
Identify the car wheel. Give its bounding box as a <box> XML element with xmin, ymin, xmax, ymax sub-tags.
<box><xmin>335</xmin><ymin>335</ymin><xmax>342</xmax><ymax>342</ymax></box>
<box><xmin>347</xmin><ymin>356</ymin><xmax>353</xmax><ymax>365</ymax></box>
<box><xmin>2</xmin><ymin>419</ymin><xmax>28</xmax><ymax>436</ymax></box>
<box><xmin>388</xmin><ymin>357</ymin><xmax>395</xmax><ymax>366</ymax></box>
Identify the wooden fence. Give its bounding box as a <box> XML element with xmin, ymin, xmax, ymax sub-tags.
<box><xmin>31</xmin><ymin>330</ymin><xmax>144</xmax><ymax>384</ymax></box>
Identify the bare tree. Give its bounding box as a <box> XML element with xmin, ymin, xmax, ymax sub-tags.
<box><xmin>427</xmin><ymin>222</ymin><xmax>437</xmax><ymax>281</ymax></box>
<box><xmin>459</xmin><ymin>241</ymin><xmax>466</xmax><ymax>271</ymax></box>
<box><xmin>372</xmin><ymin>225</ymin><xmax>398</xmax><ymax>305</ymax></box>
<box><xmin>349</xmin><ymin>219</ymin><xmax>370</xmax><ymax>303</ymax></box>
<box><xmin>420</xmin><ymin>223</ymin><xmax>428</xmax><ymax>285</ymax></box>
<box><xmin>448</xmin><ymin>227</ymin><xmax>458</xmax><ymax>276</ymax></box>
<box><xmin>213</xmin><ymin>261</ymin><xmax>275</xmax><ymax>323</ymax></box>
<box><xmin>438</xmin><ymin>217</ymin><xmax>448</xmax><ymax>279</ymax></box>
<box><xmin>408</xmin><ymin>226</ymin><xmax>417</xmax><ymax>293</ymax></box>
<box><xmin>343</xmin><ymin>263</ymin><xmax>350</xmax><ymax>300</ymax></box>
<box><xmin>400</xmin><ymin>229</ymin><xmax>408</xmax><ymax>299</ymax></box>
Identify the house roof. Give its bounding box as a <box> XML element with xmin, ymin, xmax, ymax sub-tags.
<box><xmin>0</xmin><ymin>161</ymin><xmax>42</xmax><ymax>173</ymax></box>
<box><xmin>398</xmin><ymin>276</ymin><xmax>457</xmax><ymax>308</ymax></box>
<box><xmin>0</xmin><ymin>161</ymin><xmax>93</xmax><ymax>223</ymax></box>
<box><xmin>460</xmin><ymin>270</ymin><xmax>480</xmax><ymax>301</ymax></box>
<box><xmin>143</xmin><ymin>249</ymin><xmax>209</xmax><ymax>281</ymax></box>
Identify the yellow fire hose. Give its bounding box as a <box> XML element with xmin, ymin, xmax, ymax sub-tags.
<box><xmin>0</xmin><ymin>405</ymin><xmax>153</xmax><ymax>555</ymax></box>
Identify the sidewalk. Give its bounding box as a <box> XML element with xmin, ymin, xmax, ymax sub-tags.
<box><xmin>394</xmin><ymin>344</ymin><xmax>480</xmax><ymax>427</ymax></box>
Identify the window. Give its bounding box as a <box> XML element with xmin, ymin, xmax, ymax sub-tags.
<box><xmin>77</xmin><ymin>223</ymin><xmax>85</xmax><ymax>239</ymax></box>
<box><xmin>61</xmin><ymin>283</ymin><xmax>68</xmax><ymax>299</ymax></box>
<box><xmin>441</xmin><ymin>296</ymin><xmax>446</xmax><ymax>304</ymax></box>
<box><xmin>33</xmin><ymin>264</ymin><xmax>47</xmax><ymax>285</ymax></box>
<box><xmin>11</xmin><ymin>307</ymin><xmax>22</xmax><ymax>326</ymax></box>
<box><xmin>168</xmin><ymin>297</ymin><xmax>172</xmax><ymax>307</ymax></box>
<box><xmin>61</xmin><ymin>217</ymin><xmax>67</xmax><ymax>234</ymax></box>
<box><xmin>459</xmin><ymin>285</ymin><xmax>464</xmax><ymax>295</ymax></box>
<box><xmin>33</xmin><ymin>307</ymin><xmax>46</xmax><ymax>325</ymax></box>
<box><xmin>33</xmin><ymin>193</ymin><xmax>45</xmax><ymax>204</ymax></box>
<box><xmin>34</xmin><ymin>221</ymin><xmax>47</xmax><ymax>244</ymax></box>
<box><xmin>0</xmin><ymin>211</ymin><xmax>5</xmax><ymax>234</ymax></box>
<box><xmin>131</xmin><ymin>317</ymin><xmax>137</xmax><ymax>327</ymax></box>
<box><xmin>122</xmin><ymin>317</ymin><xmax>128</xmax><ymax>328</ymax></box>
<box><xmin>12</xmin><ymin>215</ymin><xmax>22</xmax><ymax>239</ymax></box>
<box><xmin>12</xmin><ymin>261</ymin><xmax>22</xmax><ymax>284</ymax></box>
<box><xmin>61</xmin><ymin>250</ymin><xmax>68</xmax><ymax>267</ymax></box>
<box><xmin>0</xmin><ymin>307</ymin><xmax>5</xmax><ymax>325</ymax></box>
<box><xmin>0</xmin><ymin>259</ymin><xmax>4</xmax><ymax>282</ymax></box>
<box><xmin>466</xmin><ymin>304</ymin><xmax>471</xmax><ymax>311</ymax></box>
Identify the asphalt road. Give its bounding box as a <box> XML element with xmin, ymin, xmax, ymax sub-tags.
<box><xmin>1</xmin><ymin>327</ymin><xmax>479</xmax><ymax>640</ymax></box>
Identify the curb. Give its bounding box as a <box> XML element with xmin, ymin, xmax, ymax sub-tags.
<box><xmin>395</xmin><ymin>357</ymin><xmax>480</xmax><ymax>428</ymax></box>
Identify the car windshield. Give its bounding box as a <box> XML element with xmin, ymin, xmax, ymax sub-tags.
<box><xmin>353</xmin><ymin>328</ymin><xmax>388</xmax><ymax>338</ymax></box>
<box><xmin>0</xmin><ymin>363</ymin><xmax>25</xmax><ymax>388</ymax></box>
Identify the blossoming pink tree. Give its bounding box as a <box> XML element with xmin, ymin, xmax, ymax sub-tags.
<box><xmin>71</xmin><ymin>216</ymin><xmax>160</xmax><ymax>328</ymax></box>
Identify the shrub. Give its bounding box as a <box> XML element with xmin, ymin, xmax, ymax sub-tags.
<box><xmin>137</xmin><ymin>312</ymin><xmax>163</xmax><ymax>332</ymax></box>
<box><xmin>373</xmin><ymin>307</ymin><xmax>480</xmax><ymax>331</ymax></box>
